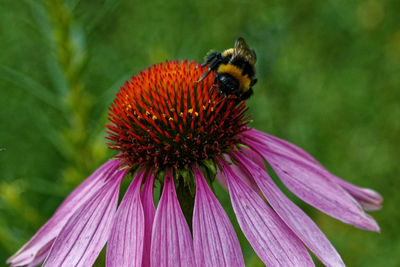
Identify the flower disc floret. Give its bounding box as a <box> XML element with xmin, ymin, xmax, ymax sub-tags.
<box><xmin>106</xmin><ymin>60</ymin><xmax>250</xmax><ymax>169</ymax></box>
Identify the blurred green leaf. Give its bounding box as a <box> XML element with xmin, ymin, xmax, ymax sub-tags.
<box><xmin>1</xmin><ymin>0</ymin><xmax>399</xmax><ymax>265</ymax></box>
<box><xmin>0</xmin><ymin>65</ymin><xmax>61</xmax><ymax>110</ymax></box>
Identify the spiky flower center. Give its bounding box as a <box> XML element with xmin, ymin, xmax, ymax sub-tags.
<box><xmin>106</xmin><ymin>60</ymin><xmax>249</xmax><ymax>170</ymax></box>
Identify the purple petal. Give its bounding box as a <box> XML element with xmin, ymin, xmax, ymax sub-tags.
<box><xmin>215</xmin><ymin>168</ymin><xmax>228</xmax><ymax>190</ymax></box>
<box><xmin>216</xmin><ymin>154</ymin><xmax>259</xmax><ymax>193</ymax></box>
<box><xmin>150</xmin><ymin>170</ymin><xmax>195</xmax><ymax>267</ymax></box>
<box><xmin>7</xmin><ymin>158</ymin><xmax>123</xmax><ymax>266</ymax></box>
<box><xmin>23</xmin><ymin>241</ymin><xmax>53</xmax><ymax>267</ymax></box>
<box><xmin>233</xmin><ymin>151</ymin><xmax>345</xmax><ymax>267</ymax></box>
<box><xmin>242</xmin><ymin>128</ymin><xmax>319</xmax><ymax>165</ymax></box>
<box><xmin>242</xmin><ymin>134</ymin><xmax>380</xmax><ymax>232</ymax></box>
<box><xmin>331</xmin><ymin>175</ymin><xmax>383</xmax><ymax>211</ymax></box>
<box><xmin>192</xmin><ymin>165</ymin><xmax>245</xmax><ymax>267</ymax></box>
<box><xmin>141</xmin><ymin>171</ymin><xmax>156</xmax><ymax>267</ymax></box>
<box><xmin>240</xmin><ymin>145</ymin><xmax>266</xmax><ymax>169</ymax></box>
<box><xmin>106</xmin><ymin>169</ymin><xmax>146</xmax><ymax>267</ymax></box>
<box><xmin>243</xmin><ymin>128</ymin><xmax>383</xmax><ymax>211</ymax></box>
<box><xmin>43</xmin><ymin>168</ymin><xmax>127</xmax><ymax>267</ymax></box>
<box><xmin>218</xmin><ymin>159</ymin><xmax>315</xmax><ymax>267</ymax></box>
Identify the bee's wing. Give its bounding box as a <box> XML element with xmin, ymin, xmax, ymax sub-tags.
<box><xmin>232</xmin><ymin>37</ymin><xmax>257</xmax><ymax>65</ymax></box>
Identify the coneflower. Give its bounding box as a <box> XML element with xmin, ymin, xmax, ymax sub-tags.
<box><xmin>8</xmin><ymin>60</ymin><xmax>382</xmax><ymax>267</ymax></box>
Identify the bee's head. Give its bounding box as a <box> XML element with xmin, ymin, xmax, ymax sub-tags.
<box><xmin>217</xmin><ymin>74</ymin><xmax>240</xmax><ymax>95</ymax></box>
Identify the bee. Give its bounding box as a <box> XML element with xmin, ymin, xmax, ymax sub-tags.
<box><xmin>199</xmin><ymin>37</ymin><xmax>257</xmax><ymax>101</ymax></box>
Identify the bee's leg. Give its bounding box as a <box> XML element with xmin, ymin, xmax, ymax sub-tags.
<box><xmin>201</xmin><ymin>52</ymin><xmax>221</xmax><ymax>67</ymax></box>
<box><xmin>250</xmin><ymin>78</ymin><xmax>258</xmax><ymax>86</ymax></box>
<box><xmin>215</xmin><ymin>94</ymin><xmax>227</xmax><ymax>107</ymax></box>
<box><xmin>208</xmin><ymin>75</ymin><xmax>218</xmax><ymax>96</ymax></box>
<box><xmin>239</xmin><ymin>88</ymin><xmax>253</xmax><ymax>101</ymax></box>
<box><xmin>198</xmin><ymin>53</ymin><xmax>222</xmax><ymax>83</ymax></box>
<box><xmin>207</xmin><ymin>54</ymin><xmax>223</xmax><ymax>70</ymax></box>
<box><xmin>198</xmin><ymin>68</ymin><xmax>213</xmax><ymax>83</ymax></box>
<box><xmin>230</xmin><ymin>85</ymin><xmax>242</xmax><ymax>95</ymax></box>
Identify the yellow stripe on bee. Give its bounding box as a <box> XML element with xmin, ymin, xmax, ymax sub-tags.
<box><xmin>217</xmin><ymin>64</ymin><xmax>251</xmax><ymax>92</ymax></box>
<box><xmin>222</xmin><ymin>48</ymin><xmax>234</xmax><ymax>57</ymax></box>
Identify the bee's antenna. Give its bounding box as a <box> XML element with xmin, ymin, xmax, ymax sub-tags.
<box><xmin>215</xmin><ymin>95</ymin><xmax>228</xmax><ymax>107</ymax></box>
<box><xmin>208</xmin><ymin>83</ymin><xmax>216</xmax><ymax>97</ymax></box>
<box><xmin>197</xmin><ymin>68</ymin><xmax>212</xmax><ymax>83</ymax></box>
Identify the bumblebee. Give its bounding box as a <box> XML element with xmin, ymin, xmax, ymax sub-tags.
<box><xmin>199</xmin><ymin>37</ymin><xmax>257</xmax><ymax>101</ymax></box>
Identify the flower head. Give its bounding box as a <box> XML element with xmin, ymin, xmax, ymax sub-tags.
<box><xmin>106</xmin><ymin>60</ymin><xmax>248</xmax><ymax>170</ymax></box>
<box><xmin>8</xmin><ymin>60</ymin><xmax>382</xmax><ymax>267</ymax></box>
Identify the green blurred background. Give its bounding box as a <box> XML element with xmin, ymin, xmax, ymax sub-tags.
<box><xmin>1</xmin><ymin>0</ymin><xmax>399</xmax><ymax>266</ymax></box>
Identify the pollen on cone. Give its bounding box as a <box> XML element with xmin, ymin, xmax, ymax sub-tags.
<box><xmin>106</xmin><ymin>60</ymin><xmax>249</xmax><ymax>169</ymax></box>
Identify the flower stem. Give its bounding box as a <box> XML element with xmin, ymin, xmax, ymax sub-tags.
<box><xmin>175</xmin><ymin>175</ymin><xmax>195</xmax><ymax>231</ymax></box>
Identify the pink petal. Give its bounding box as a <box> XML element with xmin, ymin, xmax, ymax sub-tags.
<box><xmin>330</xmin><ymin>175</ymin><xmax>383</xmax><ymax>211</ymax></box>
<box><xmin>192</xmin><ymin>165</ymin><xmax>245</xmax><ymax>267</ymax></box>
<box><xmin>243</xmin><ymin>128</ymin><xmax>383</xmax><ymax>211</ymax></box>
<box><xmin>141</xmin><ymin>171</ymin><xmax>156</xmax><ymax>267</ymax></box>
<box><xmin>7</xmin><ymin>158</ymin><xmax>123</xmax><ymax>266</ymax></box>
<box><xmin>216</xmin><ymin>154</ymin><xmax>259</xmax><ymax>193</ymax></box>
<box><xmin>24</xmin><ymin>241</ymin><xmax>53</xmax><ymax>267</ymax></box>
<box><xmin>43</xmin><ymin>168</ymin><xmax>126</xmax><ymax>267</ymax></box>
<box><xmin>242</xmin><ymin>135</ymin><xmax>380</xmax><ymax>232</ymax></box>
<box><xmin>215</xmin><ymin>168</ymin><xmax>228</xmax><ymax>190</ymax></box>
<box><xmin>240</xmin><ymin>145</ymin><xmax>266</xmax><ymax>169</ymax></box>
<box><xmin>106</xmin><ymin>169</ymin><xmax>146</xmax><ymax>267</ymax></box>
<box><xmin>218</xmin><ymin>159</ymin><xmax>315</xmax><ymax>267</ymax></box>
<box><xmin>233</xmin><ymin>151</ymin><xmax>345</xmax><ymax>267</ymax></box>
<box><xmin>242</xmin><ymin>128</ymin><xmax>320</xmax><ymax>166</ymax></box>
<box><xmin>150</xmin><ymin>170</ymin><xmax>195</xmax><ymax>267</ymax></box>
